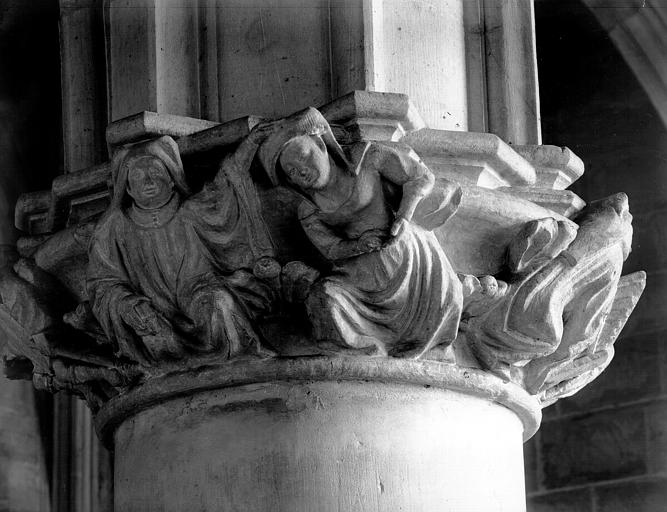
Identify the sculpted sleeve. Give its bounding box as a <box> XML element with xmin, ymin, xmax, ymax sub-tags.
<box><xmin>368</xmin><ymin>142</ymin><xmax>461</xmax><ymax>230</ymax></box>
<box><xmin>298</xmin><ymin>201</ymin><xmax>366</xmax><ymax>261</ymax></box>
<box><xmin>86</xmin><ymin>213</ymin><xmax>149</xmax><ymax>363</ymax></box>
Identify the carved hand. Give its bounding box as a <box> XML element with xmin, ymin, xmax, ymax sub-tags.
<box><xmin>247</xmin><ymin>120</ymin><xmax>280</xmax><ymax>145</ymax></box>
<box><xmin>120</xmin><ymin>299</ymin><xmax>166</xmax><ymax>336</ymax></box>
<box><xmin>119</xmin><ymin>299</ymin><xmax>185</xmax><ymax>361</ymax></box>
<box><xmin>142</xmin><ymin>329</ymin><xmax>186</xmax><ymax>361</ymax></box>
<box><xmin>390</xmin><ymin>216</ymin><xmax>409</xmax><ymax>237</ymax></box>
<box><xmin>357</xmin><ymin>232</ymin><xmax>384</xmax><ymax>253</ymax></box>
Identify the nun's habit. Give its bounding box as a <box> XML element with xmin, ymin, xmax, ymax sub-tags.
<box><xmin>87</xmin><ymin>136</ymin><xmax>273</xmax><ymax>364</ymax></box>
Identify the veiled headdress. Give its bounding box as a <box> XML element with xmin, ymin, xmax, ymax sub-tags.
<box><xmin>110</xmin><ymin>135</ymin><xmax>191</xmax><ymax>208</ymax></box>
<box><xmin>258</xmin><ymin>107</ymin><xmax>351</xmax><ymax>186</ymax></box>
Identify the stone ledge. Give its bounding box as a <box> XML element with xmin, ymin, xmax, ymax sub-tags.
<box><xmin>403</xmin><ymin>128</ymin><xmax>537</xmax><ymax>188</ymax></box>
<box><xmin>320</xmin><ymin>90</ymin><xmax>426</xmax><ymax>141</ymax></box>
<box><xmin>12</xmin><ymin>92</ymin><xmax>588</xmax><ymax>236</ymax></box>
<box><xmin>513</xmin><ymin>144</ymin><xmax>584</xmax><ymax>190</ymax></box>
<box><xmin>94</xmin><ymin>356</ymin><xmax>542</xmax><ymax>445</ymax></box>
<box><xmin>106</xmin><ymin>111</ymin><xmax>219</xmax><ymax>147</ymax></box>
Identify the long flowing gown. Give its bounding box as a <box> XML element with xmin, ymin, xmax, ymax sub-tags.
<box><xmin>300</xmin><ymin>142</ymin><xmax>462</xmax><ymax>356</ymax></box>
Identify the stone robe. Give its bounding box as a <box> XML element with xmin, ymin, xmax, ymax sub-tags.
<box><xmin>88</xmin><ymin>158</ymin><xmax>273</xmax><ymax>364</ymax></box>
<box><xmin>300</xmin><ymin>142</ymin><xmax>463</xmax><ymax>356</ymax></box>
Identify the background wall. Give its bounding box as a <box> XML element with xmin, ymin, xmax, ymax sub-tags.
<box><xmin>105</xmin><ymin>0</ymin><xmax>473</xmax><ymax>130</ymax></box>
<box><xmin>0</xmin><ymin>0</ymin><xmax>62</xmax><ymax>259</ymax></box>
<box><xmin>526</xmin><ymin>1</ymin><xmax>667</xmax><ymax>510</ymax></box>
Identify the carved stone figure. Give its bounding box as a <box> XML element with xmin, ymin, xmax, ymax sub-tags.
<box><xmin>258</xmin><ymin>108</ymin><xmax>463</xmax><ymax>357</ymax></box>
<box><xmin>460</xmin><ymin>193</ymin><xmax>645</xmax><ymax>403</ymax></box>
<box><xmin>87</xmin><ymin>131</ymin><xmax>276</xmax><ymax>365</ymax></box>
<box><xmin>0</xmin><ymin>92</ymin><xmax>645</xmax><ymax>420</ymax></box>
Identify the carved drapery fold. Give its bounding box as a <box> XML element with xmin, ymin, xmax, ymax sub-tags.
<box><xmin>0</xmin><ymin>92</ymin><xmax>644</xmax><ymax>440</ymax></box>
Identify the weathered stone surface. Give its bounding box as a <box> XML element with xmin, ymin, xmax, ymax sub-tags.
<box><xmin>527</xmin><ymin>489</ymin><xmax>592</xmax><ymax>512</ymax></box>
<box><xmin>106</xmin><ymin>111</ymin><xmax>219</xmax><ymax>147</ymax></box>
<box><xmin>594</xmin><ymin>476</ymin><xmax>667</xmax><ymax>512</ymax></box>
<box><xmin>105</xmin><ymin>366</ymin><xmax>531</xmax><ymax>512</ymax></box>
<box><xmin>48</xmin><ymin>163</ymin><xmax>112</xmax><ymax>227</ymax></box>
<box><xmin>644</xmin><ymin>400</ymin><xmax>667</xmax><ymax>474</ymax></box>
<box><xmin>59</xmin><ymin>0</ymin><xmax>108</xmax><ymax>175</ymax></box>
<box><xmin>320</xmin><ymin>90</ymin><xmax>425</xmax><ymax>142</ymax></box>
<box><xmin>440</xmin><ymin>185</ymin><xmax>575</xmax><ymax>275</ymax></box>
<box><xmin>501</xmin><ymin>187</ymin><xmax>585</xmax><ymax>218</ymax></box>
<box><xmin>176</xmin><ymin>115</ymin><xmax>262</xmax><ymax>156</ymax></box>
<box><xmin>258</xmin><ymin>108</ymin><xmax>461</xmax><ymax>357</ymax></box>
<box><xmin>462</xmin><ymin>196</ymin><xmax>644</xmax><ymax>405</ymax></box>
<box><xmin>14</xmin><ymin>191</ymin><xmax>51</xmax><ymax>235</ymax></box>
<box><xmin>11</xmin><ymin>91</ymin><xmax>430</xmax><ymax>235</ymax></box>
<box><xmin>94</xmin><ymin>357</ymin><xmax>541</xmax><ymax>443</ymax></box>
<box><xmin>483</xmin><ymin>0</ymin><xmax>541</xmax><ymax>145</ymax></box>
<box><xmin>9</xmin><ymin>1</ymin><xmax>648</xmax><ymax>508</ymax></box>
<box><xmin>540</xmin><ymin>406</ymin><xmax>646</xmax><ymax>488</ymax></box>
<box><xmin>513</xmin><ymin>144</ymin><xmax>584</xmax><ymax>190</ymax></box>
<box><xmin>403</xmin><ymin>128</ymin><xmax>536</xmax><ymax>188</ymax></box>
<box><xmin>0</xmin><ymin>96</ymin><xmax>644</xmax><ymax>469</ymax></box>
<box><xmin>88</xmin><ymin>130</ymin><xmax>277</xmax><ymax>367</ymax></box>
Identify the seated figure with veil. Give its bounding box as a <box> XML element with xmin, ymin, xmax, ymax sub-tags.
<box><xmin>87</xmin><ymin>125</ymin><xmax>278</xmax><ymax>365</ymax></box>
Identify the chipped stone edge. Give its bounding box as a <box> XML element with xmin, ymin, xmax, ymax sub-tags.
<box><xmin>95</xmin><ymin>356</ymin><xmax>542</xmax><ymax>445</ymax></box>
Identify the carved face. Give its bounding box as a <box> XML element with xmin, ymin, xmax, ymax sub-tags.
<box><xmin>279</xmin><ymin>135</ymin><xmax>331</xmax><ymax>190</ymax></box>
<box><xmin>126</xmin><ymin>156</ymin><xmax>175</xmax><ymax>209</ymax></box>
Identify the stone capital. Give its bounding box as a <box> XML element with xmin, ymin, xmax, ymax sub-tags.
<box><xmin>0</xmin><ymin>90</ymin><xmax>645</xmax><ymax>511</ymax></box>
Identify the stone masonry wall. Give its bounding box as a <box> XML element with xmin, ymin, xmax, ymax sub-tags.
<box><xmin>527</xmin><ymin>1</ymin><xmax>667</xmax><ymax>510</ymax></box>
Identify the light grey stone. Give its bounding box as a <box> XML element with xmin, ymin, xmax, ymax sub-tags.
<box><xmin>0</xmin><ymin>94</ymin><xmax>644</xmax><ymax>434</ymax></box>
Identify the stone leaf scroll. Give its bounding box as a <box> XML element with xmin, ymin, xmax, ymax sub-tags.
<box><xmin>0</xmin><ymin>96</ymin><xmax>644</xmax><ymax>412</ymax></box>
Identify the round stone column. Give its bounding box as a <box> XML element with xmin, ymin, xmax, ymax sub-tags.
<box><xmin>97</xmin><ymin>357</ymin><xmax>541</xmax><ymax>512</ymax></box>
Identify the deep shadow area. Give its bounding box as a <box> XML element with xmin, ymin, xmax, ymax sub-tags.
<box><xmin>528</xmin><ymin>1</ymin><xmax>667</xmax><ymax>510</ymax></box>
<box><xmin>0</xmin><ymin>0</ymin><xmax>63</xmax><ymax>492</ymax></box>
<box><xmin>0</xmin><ymin>0</ymin><xmax>63</xmax><ymax>248</ymax></box>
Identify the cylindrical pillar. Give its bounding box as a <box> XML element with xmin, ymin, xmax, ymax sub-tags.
<box><xmin>0</xmin><ymin>379</ymin><xmax>50</xmax><ymax>511</ymax></box>
<box><xmin>97</xmin><ymin>358</ymin><xmax>541</xmax><ymax>512</ymax></box>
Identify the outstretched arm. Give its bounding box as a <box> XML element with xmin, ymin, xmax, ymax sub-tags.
<box><xmin>215</xmin><ymin>121</ymin><xmax>278</xmax><ymax>186</ymax></box>
<box><xmin>212</xmin><ymin>121</ymin><xmax>279</xmax><ymax>261</ymax></box>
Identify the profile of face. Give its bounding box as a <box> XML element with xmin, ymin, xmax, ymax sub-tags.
<box><xmin>126</xmin><ymin>156</ymin><xmax>175</xmax><ymax>209</ymax></box>
<box><xmin>278</xmin><ymin>135</ymin><xmax>331</xmax><ymax>191</ymax></box>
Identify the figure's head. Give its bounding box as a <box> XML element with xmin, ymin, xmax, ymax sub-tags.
<box><xmin>126</xmin><ymin>155</ymin><xmax>175</xmax><ymax>209</ymax></box>
<box><xmin>110</xmin><ymin>135</ymin><xmax>190</xmax><ymax>210</ymax></box>
<box><xmin>258</xmin><ymin>107</ymin><xmax>351</xmax><ymax>189</ymax></box>
<box><xmin>278</xmin><ymin>134</ymin><xmax>331</xmax><ymax>190</ymax></box>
